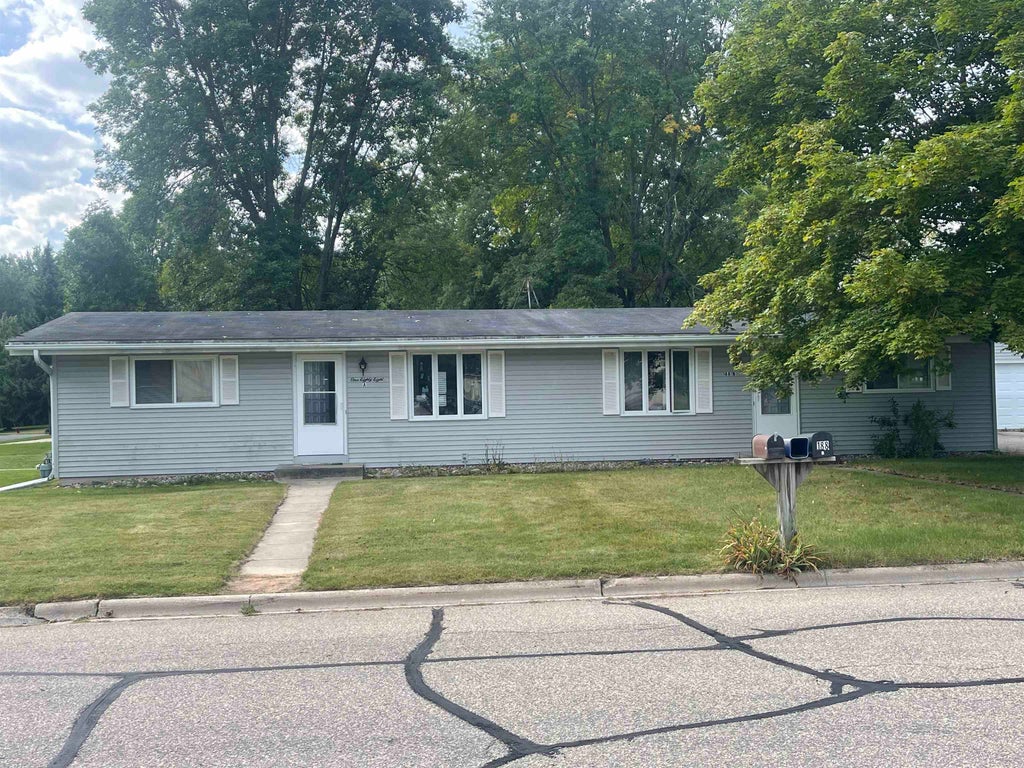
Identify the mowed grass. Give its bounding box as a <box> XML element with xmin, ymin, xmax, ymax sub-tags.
<box><xmin>851</xmin><ymin>455</ymin><xmax>1024</xmax><ymax>493</ymax></box>
<box><xmin>0</xmin><ymin>482</ymin><xmax>285</xmax><ymax>604</ymax></box>
<box><xmin>303</xmin><ymin>465</ymin><xmax>1024</xmax><ymax>591</ymax></box>
<box><xmin>0</xmin><ymin>439</ymin><xmax>51</xmax><ymax>486</ymax></box>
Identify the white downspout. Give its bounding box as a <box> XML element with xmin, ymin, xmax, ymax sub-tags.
<box><xmin>32</xmin><ymin>349</ymin><xmax>56</xmax><ymax>479</ymax></box>
<box><xmin>32</xmin><ymin>349</ymin><xmax>51</xmax><ymax>376</ymax></box>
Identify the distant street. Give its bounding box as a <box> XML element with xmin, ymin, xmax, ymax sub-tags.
<box><xmin>3</xmin><ymin>580</ymin><xmax>1023</xmax><ymax>767</ymax></box>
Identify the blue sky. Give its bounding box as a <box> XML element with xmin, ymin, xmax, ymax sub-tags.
<box><xmin>0</xmin><ymin>0</ymin><xmax>117</xmax><ymax>255</ymax></box>
<box><xmin>0</xmin><ymin>0</ymin><xmax>480</xmax><ymax>256</ymax></box>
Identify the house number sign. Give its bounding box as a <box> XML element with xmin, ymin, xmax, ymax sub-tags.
<box><xmin>350</xmin><ymin>376</ymin><xmax>384</xmax><ymax>386</ymax></box>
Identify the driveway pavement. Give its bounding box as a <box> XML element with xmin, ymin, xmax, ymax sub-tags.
<box><xmin>998</xmin><ymin>430</ymin><xmax>1024</xmax><ymax>454</ymax></box>
<box><xmin>2</xmin><ymin>580</ymin><xmax>1022</xmax><ymax>767</ymax></box>
<box><xmin>0</xmin><ymin>432</ymin><xmax>47</xmax><ymax>444</ymax></box>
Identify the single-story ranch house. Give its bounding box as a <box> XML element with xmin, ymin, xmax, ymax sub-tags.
<box><xmin>6</xmin><ymin>309</ymin><xmax>998</xmax><ymax>480</ymax></box>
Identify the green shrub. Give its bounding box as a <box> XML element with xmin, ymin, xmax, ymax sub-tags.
<box><xmin>719</xmin><ymin>518</ymin><xmax>824</xmax><ymax>577</ymax></box>
<box><xmin>904</xmin><ymin>400</ymin><xmax>956</xmax><ymax>458</ymax></box>
<box><xmin>870</xmin><ymin>399</ymin><xmax>956</xmax><ymax>458</ymax></box>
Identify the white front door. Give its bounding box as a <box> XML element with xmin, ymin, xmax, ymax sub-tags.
<box><xmin>753</xmin><ymin>378</ymin><xmax>801</xmax><ymax>437</ymax></box>
<box><xmin>294</xmin><ymin>354</ymin><xmax>346</xmax><ymax>456</ymax></box>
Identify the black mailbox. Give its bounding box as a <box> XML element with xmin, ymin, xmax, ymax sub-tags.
<box><xmin>799</xmin><ymin>431</ymin><xmax>835</xmax><ymax>459</ymax></box>
<box><xmin>783</xmin><ymin>436</ymin><xmax>810</xmax><ymax>459</ymax></box>
<box><xmin>752</xmin><ymin>433</ymin><xmax>786</xmax><ymax>459</ymax></box>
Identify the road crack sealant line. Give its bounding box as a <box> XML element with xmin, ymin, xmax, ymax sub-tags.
<box><xmin>4</xmin><ymin>605</ymin><xmax>1023</xmax><ymax>767</ymax></box>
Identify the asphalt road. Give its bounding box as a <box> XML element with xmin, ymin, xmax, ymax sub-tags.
<box><xmin>2</xmin><ymin>580</ymin><xmax>1023</xmax><ymax>767</ymax></box>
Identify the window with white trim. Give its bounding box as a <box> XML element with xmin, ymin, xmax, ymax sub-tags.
<box><xmin>622</xmin><ymin>349</ymin><xmax>693</xmax><ymax>414</ymax></box>
<box><xmin>865</xmin><ymin>356</ymin><xmax>936</xmax><ymax>393</ymax></box>
<box><xmin>131</xmin><ymin>357</ymin><xmax>218</xmax><ymax>407</ymax></box>
<box><xmin>411</xmin><ymin>352</ymin><xmax>485</xmax><ymax>419</ymax></box>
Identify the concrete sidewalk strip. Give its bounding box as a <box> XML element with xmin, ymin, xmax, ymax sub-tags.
<box><xmin>27</xmin><ymin>561</ymin><xmax>1024</xmax><ymax>622</ymax></box>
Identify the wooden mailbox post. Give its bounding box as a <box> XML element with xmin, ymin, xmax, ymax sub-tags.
<box><xmin>736</xmin><ymin>456</ymin><xmax>836</xmax><ymax>548</ymax></box>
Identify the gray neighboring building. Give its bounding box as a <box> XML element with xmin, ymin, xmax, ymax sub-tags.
<box><xmin>6</xmin><ymin>309</ymin><xmax>998</xmax><ymax>480</ymax></box>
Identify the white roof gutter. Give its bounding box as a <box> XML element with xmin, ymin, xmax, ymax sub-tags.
<box><xmin>7</xmin><ymin>334</ymin><xmax>739</xmax><ymax>356</ymax></box>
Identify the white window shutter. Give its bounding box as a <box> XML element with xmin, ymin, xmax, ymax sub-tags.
<box><xmin>109</xmin><ymin>356</ymin><xmax>130</xmax><ymax>407</ymax></box>
<box><xmin>602</xmin><ymin>349</ymin><xmax>620</xmax><ymax>415</ymax></box>
<box><xmin>220</xmin><ymin>355</ymin><xmax>239</xmax><ymax>405</ymax></box>
<box><xmin>487</xmin><ymin>350</ymin><xmax>506</xmax><ymax>417</ymax></box>
<box><xmin>389</xmin><ymin>352</ymin><xmax>408</xmax><ymax>420</ymax></box>
<box><xmin>695</xmin><ymin>347</ymin><xmax>714</xmax><ymax>413</ymax></box>
<box><xmin>935</xmin><ymin>348</ymin><xmax>952</xmax><ymax>390</ymax></box>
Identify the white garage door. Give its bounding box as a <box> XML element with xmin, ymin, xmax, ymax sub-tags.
<box><xmin>996</xmin><ymin>345</ymin><xmax>1024</xmax><ymax>429</ymax></box>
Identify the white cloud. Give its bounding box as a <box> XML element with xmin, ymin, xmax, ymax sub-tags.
<box><xmin>0</xmin><ymin>31</ymin><xmax>107</xmax><ymax>123</ymax></box>
<box><xmin>0</xmin><ymin>108</ymin><xmax>94</xmax><ymax>201</ymax></box>
<box><xmin>0</xmin><ymin>0</ymin><xmax>115</xmax><ymax>253</ymax></box>
<box><xmin>0</xmin><ymin>182</ymin><xmax>109</xmax><ymax>253</ymax></box>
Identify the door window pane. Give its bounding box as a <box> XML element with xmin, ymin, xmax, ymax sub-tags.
<box><xmin>304</xmin><ymin>361</ymin><xmax>335</xmax><ymax>392</ymax></box>
<box><xmin>304</xmin><ymin>393</ymin><xmax>336</xmax><ymax>424</ymax></box>
<box><xmin>413</xmin><ymin>354</ymin><xmax>433</xmax><ymax>416</ymax></box>
<box><xmin>303</xmin><ymin>361</ymin><xmax>336</xmax><ymax>424</ymax></box>
<box><xmin>623</xmin><ymin>352</ymin><xmax>643</xmax><ymax>411</ymax></box>
<box><xmin>437</xmin><ymin>354</ymin><xmax>458</xmax><ymax>415</ymax></box>
<box><xmin>760</xmin><ymin>389</ymin><xmax>791</xmax><ymax>415</ymax></box>
<box><xmin>647</xmin><ymin>351</ymin><xmax>666</xmax><ymax>411</ymax></box>
<box><xmin>672</xmin><ymin>351</ymin><xmax>690</xmax><ymax>411</ymax></box>
<box><xmin>175</xmin><ymin>359</ymin><xmax>214</xmax><ymax>403</ymax></box>
<box><xmin>135</xmin><ymin>360</ymin><xmax>173</xmax><ymax>404</ymax></box>
<box><xmin>463</xmin><ymin>354</ymin><xmax>483</xmax><ymax>415</ymax></box>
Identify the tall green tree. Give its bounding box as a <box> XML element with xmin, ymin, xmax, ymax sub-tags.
<box><xmin>84</xmin><ymin>0</ymin><xmax>462</xmax><ymax>310</ymax></box>
<box><xmin>691</xmin><ymin>0</ymin><xmax>1024</xmax><ymax>389</ymax></box>
<box><xmin>59</xmin><ymin>205</ymin><xmax>160</xmax><ymax>312</ymax></box>
<box><xmin>454</xmin><ymin>0</ymin><xmax>739</xmax><ymax>308</ymax></box>
<box><xmin>31</xmin><ymin>244</ymin><xmax>62</xmax><ymax>324</ymax></box>
<box><xmin>0</xmin><ymin>250</ymin><xmax>59</xmax><ymax>429</ymax></box>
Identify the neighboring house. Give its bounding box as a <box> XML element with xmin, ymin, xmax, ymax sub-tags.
<box><xmin>6</xmin><ymin>309</ymin><xmax>998</xmax><ymax>480</ymax></box>
<box><xmin>995</xmin><ymin>344</ymin><xmax>1024</xmax><ymax>429</ymax></box>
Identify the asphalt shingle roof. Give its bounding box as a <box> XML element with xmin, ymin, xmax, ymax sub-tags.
<box><xmin>10</xmin><ymin>309</ymin><xmax>734</xmax><ymax>345</ymax></box>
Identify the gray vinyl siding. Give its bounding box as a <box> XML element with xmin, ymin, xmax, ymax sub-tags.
<box><xmin>54</xmin><ymin>353</ymin><xmax>294</xmax><ymax>478</ymax></box>
<box><xmin>346</xmin><ymin>347</ymin><xmax>752</xmax><ymax>466</ymax></box>
<box><xmin>50</xmin><ymin>342</ymin><xmax>996</xmax><ymax>478</ymax></box>
<box><xmin>799</xmin><ymin>342</ymin><xmax>995</xmax><ymax>454</ymax></box>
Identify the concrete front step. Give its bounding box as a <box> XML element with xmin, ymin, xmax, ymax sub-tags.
<box><xmin>274</xmin><ymin>463</ymin><xmax>364</xmax><ymax>481</ymax></box>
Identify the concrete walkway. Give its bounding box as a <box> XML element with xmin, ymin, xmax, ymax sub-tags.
<box><xmin>226</xmin><ymin>479</ymin><xmax>339</xmax><ymax>593</ymax></box>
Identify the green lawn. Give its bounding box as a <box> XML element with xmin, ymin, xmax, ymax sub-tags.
<box><xmin>0</xmin><ymin>439</ymin><xmax>51</xmax><ymax>486</ymax></box>
<box><xmin>303</xmin><ymin>465</ymin><xmax>1024</xmax><ymax>591</ymax></box>
<box><xmin>851</xmin><ymin>455</ymin><xmax>1024</xmax><ymax>493</ymax></box>
<box><xmin>0</xmin><ymin>482</ymin><xmax>285</xmax><ymax>604</ymax></box>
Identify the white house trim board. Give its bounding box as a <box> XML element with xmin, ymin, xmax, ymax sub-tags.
<box><xmin>6</xmin><ymin>334</ymin><xmax>738</xmax><ymax>356</ymax></box>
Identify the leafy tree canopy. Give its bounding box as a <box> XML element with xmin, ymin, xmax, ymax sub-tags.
<box><xmin>691</xmin><ymin>0</ymin><xmax>1024</xmax><ymax>390</ymax></box>
<box><xmin>83</xmin><ymin>0</ymin><xmax>462</xmax><ymax>309</ymax></box>
<box><xmin>59</xmin><ymin>204</ymin><xmax>160</xmax><ymax>312</ymax></box>
<box><xmin>463</xmin><ymin>0</ymin><xmax>740</xmax><ymax>308</ymax></box>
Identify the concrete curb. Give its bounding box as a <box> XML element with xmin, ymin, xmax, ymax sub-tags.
<box><xmin>19</xmin><ymin>561</ymin><xmax>1024</xmax><ymax>623</ymax></box>
<box><xmin>249</xmin><ymin>579</ymin><xmax>598</xmax><ymax>615</ymax></box>
<box><xmin>97</xmin><ymin>594</ymin><xmax>252</xmax><ymax>620</ymax></box>
<box><xmin>34</xmin><ymin>599</ymin><xmax>98</xmax><ymax>622</ymax></box>
<box><xmin>601</xmin><ymin>560</ymin><xmax>1024</xmax><ymax>597</ymax></box>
